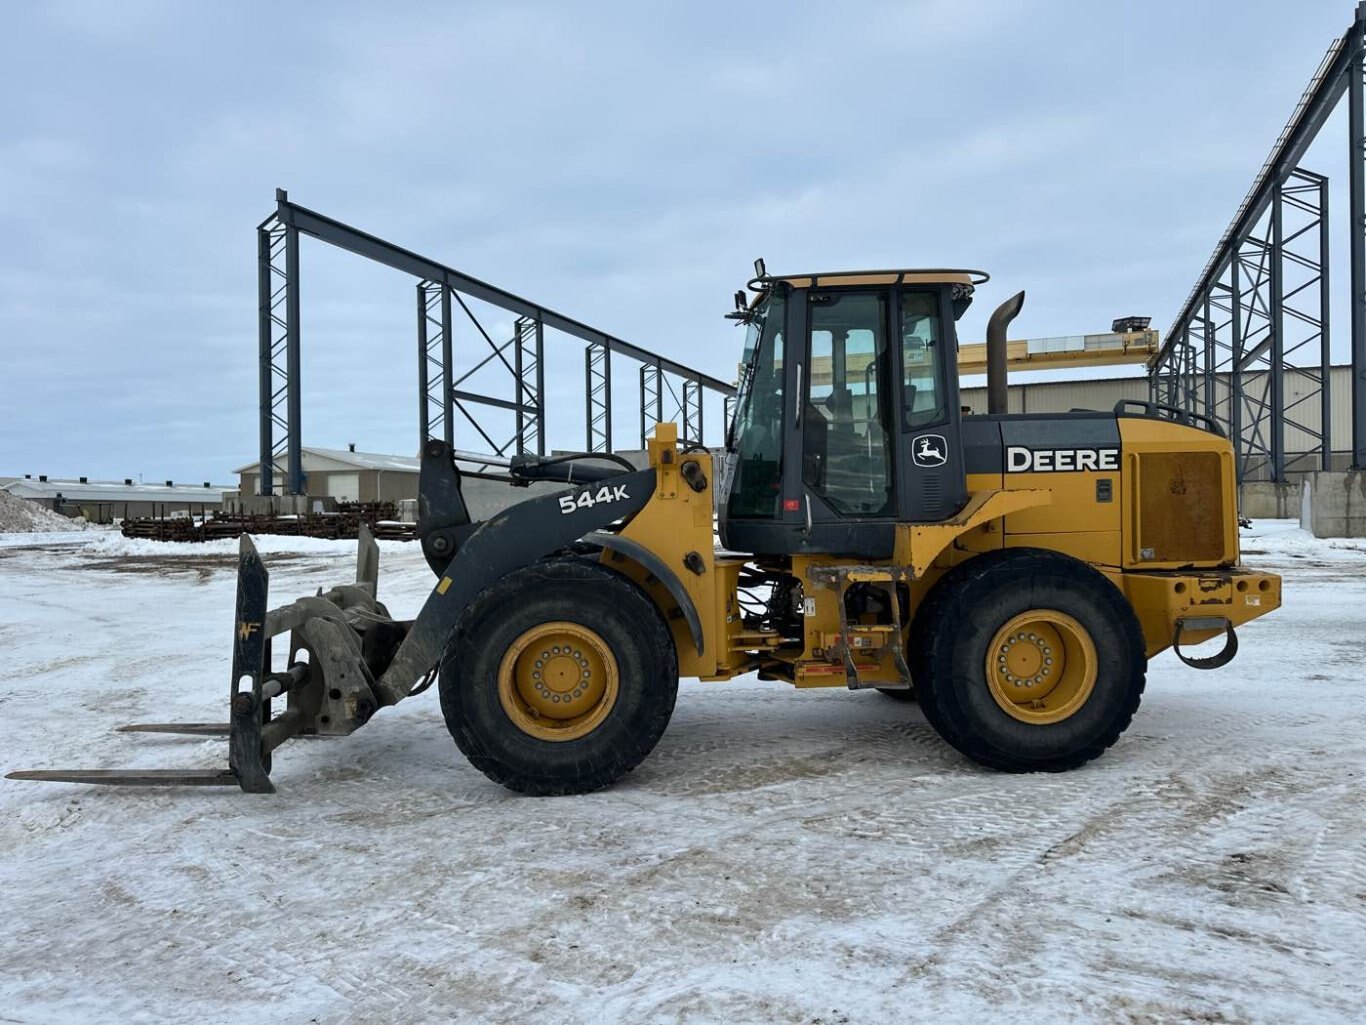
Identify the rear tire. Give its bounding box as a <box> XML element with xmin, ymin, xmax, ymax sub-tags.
<box><xmin>439</xmin><ymin>558</ymin><xmax>678</xmax><ymax>795</ymax></box>
<box><xmin>911</xmin><ymin>548</ymin><xmax>1145</xmax><ymax>772</ymax></box>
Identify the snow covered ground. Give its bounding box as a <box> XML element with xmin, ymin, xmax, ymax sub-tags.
<box><xmin>1</xmin><ymin>521</ymin><xmax>1363</xmax><ymax>1024</ymax></box>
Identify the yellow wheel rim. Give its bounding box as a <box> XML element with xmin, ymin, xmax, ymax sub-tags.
<box><xmin>497</xmin><ymin>621</ymin><xmax>619</xmax><ymax>742</ymax></box>
<box><xmin>985</xmin><ymin>610</ymin><xmax>1097</xmax><ymax>725</ymax></box>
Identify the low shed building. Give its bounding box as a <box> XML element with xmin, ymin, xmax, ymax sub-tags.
<box><xmin>235</xmin><ymin>447</ymin><xmax>420</xmax><ymax>503</ymax></box>
<box><xmin>3</xmin><ymin>478</ymin><xmax>228</xmax><ymax>523</ymax></box>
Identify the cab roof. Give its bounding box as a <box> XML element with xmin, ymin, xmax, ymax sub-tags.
<box><xmin>756</xmin><ymin>268</ymin><xmax>989</xmax><ymax>290</ymax></box>
<box><xmin>726</xmin><ymin>265</ymin><xmax>991</xmax><ymax>322</ymax></box>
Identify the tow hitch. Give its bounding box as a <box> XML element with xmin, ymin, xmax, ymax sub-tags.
<box><xmin>1172</xmin><ymin>615</ymin><xmax>1240</xmax><ymax>670</ymax></box>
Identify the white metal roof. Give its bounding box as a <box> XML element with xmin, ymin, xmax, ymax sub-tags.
<box><xmin>233</xmin><ymin>447</ymin><xmax>421</xmax><ymax>475</ymax></box>
<box><xmin>2</xmin><ymin>479</ymin><xmax>228</xmax><ymax>504</ymax></box>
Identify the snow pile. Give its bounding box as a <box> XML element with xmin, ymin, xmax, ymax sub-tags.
<box><xmin>1243</xmin><ymin>517</ymin><xmax>1366</xmax><ymax>559</ymax></box>
<box><xmin>0</xmin><ymin>488</ymin><xmax>82</xmax><ymax>532</ymax></box>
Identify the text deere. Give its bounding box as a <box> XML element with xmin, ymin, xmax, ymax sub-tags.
<box><xmin>1006</xmin><ymin>446</ymin><xmax>1120</xmax><ymax>473</ymax></box>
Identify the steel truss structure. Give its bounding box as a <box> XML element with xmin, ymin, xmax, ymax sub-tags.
<box><xmin>256</xmin><ymin>190</ymin><xmax>735</xmax><ymax>495</ymax></box>
<box><xmin>1154</xmin><ymin>3</ymin><xmax>1366</xmax><ymax>481</ymax></box>
<box><xmin>638</xmin><ymin>363</ymin><xmax>710</xmax><ymax>453</ymax></box>
<box><xmin>257</xmin><ymin>212</ymin><xmax>302</xmax><ymax>496</ymax></box>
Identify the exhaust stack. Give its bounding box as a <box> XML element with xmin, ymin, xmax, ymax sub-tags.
<box><xmin>986</xmin><ymin>291</ymin><xmax>1026</xmax><ymax>415</ymax></box>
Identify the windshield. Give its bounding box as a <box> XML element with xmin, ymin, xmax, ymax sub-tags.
<box><xmin>727</xmin><ymin>301</ymin><xmax>768</xmax><ymax>450</ymax></box>
<box><xmin>725</xmin><ymin>290</ymin><xmax>787</xmax><ymax>518</ymax></box>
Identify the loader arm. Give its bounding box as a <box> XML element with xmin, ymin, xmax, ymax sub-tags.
<box><xmin>373</xmin><ymin>464</ymin><xmax>658</xmax><ymax>705</ymax></box>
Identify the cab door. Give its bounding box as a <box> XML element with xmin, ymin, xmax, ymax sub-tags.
<box><xmin>797</xmin><ymin>288</ymin><xmax>900</xmax><ymax>555</ymax></box>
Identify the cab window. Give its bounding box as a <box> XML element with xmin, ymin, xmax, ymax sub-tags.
<box><xmin>803</xmin><ymin>292</ymin><xmax>894</xmax><ymax>516</ymax></box>
<box><xmin>901</xmin><ymin>291</ymin><xmax>946</xmax><ymax>429</ymax></box>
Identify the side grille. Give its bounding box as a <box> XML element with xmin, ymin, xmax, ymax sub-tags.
<box><xmin>1136</xmin><ymin>451</ymin><xmax>1226</xmax><ymax>563</ymax></box>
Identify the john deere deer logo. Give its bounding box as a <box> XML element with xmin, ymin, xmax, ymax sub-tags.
<box><xmin>913</xmin><ymin>434</ymin><xmax>948</xmax><ymax>467</ymax></box>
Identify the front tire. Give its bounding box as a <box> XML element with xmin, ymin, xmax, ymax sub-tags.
<box><xmin>439</xmin><ymin>558</ymin><xmax>678</xmax><ymax>795</ymax></box>
<box><xmin>912</xmin><ymin>549</ymin><xmax>1146</xmax><ymax>772</ymax></box>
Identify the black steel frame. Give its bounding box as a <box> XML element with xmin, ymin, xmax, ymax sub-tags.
<box><xmin>257</xmin><ymin>210</ymin><xmax>302</xmax><ymax>495</ymax></box>
<box><xmin>1154</xmin><ymin>4</ymin><xmax>1366</xmax><ymax>480</ymax></box>
<box><xmin>256</xmin><ymin>190</ymin><xmax>735</xmax><ymax>495</ymax></box>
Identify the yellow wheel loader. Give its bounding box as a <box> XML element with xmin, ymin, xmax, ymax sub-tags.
<box><xmin>10</xmin><ymin>267</ymin><xmax>1281</xmax><ymax>794</ymax></box>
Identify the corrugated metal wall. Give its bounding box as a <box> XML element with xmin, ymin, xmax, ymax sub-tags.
<box><xmin>961</xmin><ymin>377</ymin><xmax>1145</xmax><ymax>416</ymax></box>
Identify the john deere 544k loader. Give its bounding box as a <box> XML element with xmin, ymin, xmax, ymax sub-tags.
<box><xmin>10</xmin><ymin>267</ymin><xmax>1281</xmax><ymax>794</ymax></box>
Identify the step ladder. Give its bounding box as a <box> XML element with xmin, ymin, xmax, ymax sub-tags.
<box><xmin>807</xmin><ymin>565</ymin><xmax>912</xmax><ymax>691</ymax></box>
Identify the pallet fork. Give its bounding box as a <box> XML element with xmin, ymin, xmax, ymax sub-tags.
<box><xmin>9</xmin><ymin>527</ymin><xmax>394</xmax><ymax>792</ymax></box>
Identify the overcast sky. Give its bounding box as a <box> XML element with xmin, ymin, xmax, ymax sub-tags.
<box><xmin>0</xmin><ymin>0</ymin><xmax>1355</xmax><ymax>483</ymax></box>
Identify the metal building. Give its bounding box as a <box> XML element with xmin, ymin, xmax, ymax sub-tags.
<box><xmin>234</xmin><ymin>447</ymin><xmax>420</xmax><ymax>504</ymax></box>
<box><xmin>2</xmin><ymin>478</ymin><xmax>227</xmax><ymax>523</ymax></box>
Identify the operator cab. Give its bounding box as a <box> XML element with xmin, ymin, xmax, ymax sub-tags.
<box><xmin>719</xmin><ymin>266</ymin><xmax>985</xmax><ymax>559</ymax></box>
